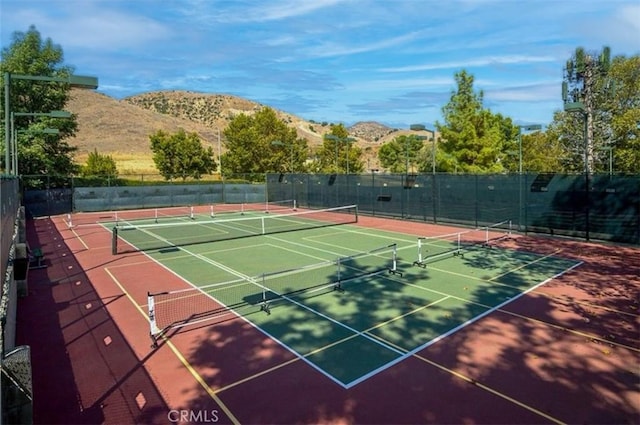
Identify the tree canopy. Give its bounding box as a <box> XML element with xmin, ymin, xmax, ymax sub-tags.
<box><xmin>222</xmin><ymin>107</ymin><xmax>309</xmax><ymax>178</ymax></box>
<box><xmin>378</xmin><ymin>135</ymin><xmax>425</xmax><ymax>173</ymax></box>
<box><xmin>1</xmin><ymin>25</ymin><xmax>79</xmax><ymax>176</ymax></box>
<box><xmin>435</xmin><ymin>70</ymin><xmax>517</xmax><ymax>174</ymax></box>
<box><xmin>149</xmin><ymin>129</ymin><xmax>216</xmax><ymax>180</ymax></box>
<box><xmin>81</xmin><ymin>149</ymin><xmax>118</xmax><ymax>177</ymax></box>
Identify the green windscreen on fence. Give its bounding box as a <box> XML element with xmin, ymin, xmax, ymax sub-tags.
<box><xmin>267</xmin><ymin>173</ymin><xmax>640</xmax><ymax>244</ymax></box>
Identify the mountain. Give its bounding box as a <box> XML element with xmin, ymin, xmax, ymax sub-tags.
<box><xmin>65</xmin><ymin>89</ymin><xmax>404</xmax><ymax>172</ymax></box>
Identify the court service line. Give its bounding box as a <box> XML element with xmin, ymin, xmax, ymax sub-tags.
<box><xmin>103</xmin><ymin>268</ymin><xmax>240</xmax><ymax>425</ymax></box>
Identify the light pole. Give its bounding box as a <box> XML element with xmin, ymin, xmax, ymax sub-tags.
<box><xmin>4</xmin><ymin>72</ymin><xmax>98</xmax><ymax>175</ymax></box>
<box><xmin>11</xmin><ymin>110</ymin><xmax>70</xmax><ymax>175</ymax></box>
<box><xmin>565</xmin><ymin>101</ymin><xmax>590</xmax><ymax>240</ymax></box>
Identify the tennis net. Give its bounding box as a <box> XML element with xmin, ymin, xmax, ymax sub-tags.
<box><xmin>414</xmin><ymin>220</ymin><xmax>512</xmax><ymax>267</ymax></box>
<box><xmin>112</xmin><ymin>204</ymin><xmax>358</xmax><ymax>254</ymax></box>
<box><xmin>147</xmin><ymin>243</ymin><xmax>399</xmax><ymax>346</ymax></box>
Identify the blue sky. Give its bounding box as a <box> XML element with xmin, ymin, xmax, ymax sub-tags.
<box><xmin>1</xmin><ymin>0</ymin><xmax>639</xmax><ymax>129</ymax></box>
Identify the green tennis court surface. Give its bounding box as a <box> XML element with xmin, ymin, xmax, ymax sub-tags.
<box><xmin>115</xmin><ymin>209</ymin><xmax>581</xmax><ymax>387</ymax></box>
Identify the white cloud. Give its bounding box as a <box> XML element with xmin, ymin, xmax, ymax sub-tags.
<box><xmin>381</xmin><ymin>55</ymin><xmax>558</xmax><ymax>73</ymax></box>
<box><xmin>485</xmin><ymin>82</ymin><xmax>560</xmax><ymax>103</ymax></box>
<box><xmin>5</xmin><ymin>4</ymin><xmax>170</xmax><ymax>51</ymax></box>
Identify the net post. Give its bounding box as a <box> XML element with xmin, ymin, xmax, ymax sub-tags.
<box><xmin>293</xmin><ymin>200</ymin><xmax>297</xmax><ymax>211</ymax></box>
<box><xmin>456</xmin><ymin>233</ymin><xmax>462</xmax><ymax>255</ymax></box>
<box><xmin>355</xmin><ymin>205</ymin><xmax>359</xmax><ymax>223</ymax></box>
<box><xmin>241</xmin><ymin>203</ymin><xmax>245</xmax><ymax>215</ymax></box>
<box><xmin>485</xmin><ymin>225</ymin><xmax>489</xmax><ymax>245</ymax></box>
<box><xmin>389</xmin><ymin>243</ymin><xmax>402</xmax><ymax>276</ymax></box>
<box><xmin>261</xmin><ymin>217</ymin><xmax>266</xmax><ymax>234</ymax></box>
<box><xmin>260</xmin><ymin>274</ymin><xmax>271</xmax><ymax>315</ymax></box>
<box><xmin>111</xmin><ymin>227</ymin><xmax>118</xmax><ymax>255</ymax></box>
<box><xmin>190</xmin><ymin>206</ymin><xmax>194</xmax><ymax>220</ymax></box>
<box><xmin>333</xmin><ymin>257</ymin><xmax>344</xmax><ymax>291</ymax></box>
<box><xmin>155</xmin><ymin>208</ymin><xmax>158</xmax><ymax>223</ymax></box>
<box><xmin>391</xmin><ymin>243</ymin><xmax>397</xmax><ymax>272</ymax></box>
<box><xmin>210</xmin><ymin>205</ymin><xmax>214</xmax><ymax>218</ymax></box>
<box><xmin>148</xmin><ymin>292</ymin><xmax>160</xmax><ymax>348</ymax></box>
<box><xmin>413</xmin><ymin>238</ymin><xmax>426</xmax><ymax>267</ymax></box>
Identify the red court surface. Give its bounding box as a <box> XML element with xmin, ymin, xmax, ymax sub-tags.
<box><xmin>17</xmin><ymin>214</ymin><xmax>640</xmax><ymax>424</ymax></box>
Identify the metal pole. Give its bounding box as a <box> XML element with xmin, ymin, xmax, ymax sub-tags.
<box><xmin>584</xmin><ymin>112</ymin><xmax>590</xmax><ymax>241</ymax></box>
<box><xmin>518</xmin><ymin>131</ymin><xmax>523</xmax><ymax>231</ymax></box>
<box><xmin>346</xmin><ymin>141</ymin><xmax>349</xmax><ymax>175</ymax></box>
<box><xmin>431</xmin><ymin>136</ymin><xmax>436</xmax><ymax>174</ymax></box>
<box><xmin>11</xmin><ymin>113</ymin><xmax>17</xmax><ymax>175</ymax></box>
<box><xmin>4</xmin><ymin>72</ymin><xmax>10</xmax><ymax>174</ymax></box>
<box><xmin>518</xmin><ymin>132</ymin><xmax>523</xmax><ymax>174</ymax></box>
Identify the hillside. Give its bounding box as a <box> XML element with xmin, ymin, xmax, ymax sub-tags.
<box><xmin>66</xmin><ymin>89</ymin><xmax>405</xmax><ymax>173</ymax></box>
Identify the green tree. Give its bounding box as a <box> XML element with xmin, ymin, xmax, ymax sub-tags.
<box><xmin>1</xmin><ymin>25</ymin><xmax>79</xmax><ymax>176</ymax></box>
<box><xmin>521</xmin><ymin>130</ymin><xmax>564</xmax><ymax>173</ymax></box>
<box><xmin>378</xmin><ymin>135</ymin><xmax>424</xmax><ymax>173</ymax></box>
<box><xmin>81</xmin><ymin>148</ymin><xmax>118</xmax><ymax>177</ymax></box>
<box><xmin>603</xmin><ymin>54</ymin><xmax>640</xmax><ymax>173</ymax></box>
<box><xmin>222</xmin><ymin>107</ymin><xmax>309</xmax><ymax>178</ymax></box>
<box><xmin>435</xmin><ymin>70</ymin><xmax>516</xmax><ymax>173</ymax></box>
<box><xmin>314</xmin><ymin>124</ymin><xmax>363</xmax><ymax>173</ymax></box>
<box><xmin>150</xmin><ymin>129</ymin><xmax>216</xmax><ymax>180</ymax></box>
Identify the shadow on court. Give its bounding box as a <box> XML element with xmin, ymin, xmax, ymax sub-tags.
<box><xmin>18</xmin><ymin>218</ymin><xmax>169</xmax><ymax>424</ymax></box>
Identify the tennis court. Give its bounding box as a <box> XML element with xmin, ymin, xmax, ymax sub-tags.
<box><xmin>108</xmin><ymin>204</ymin><xmax>582</xmax><ymax>388</ymax></box>
<box><xmin>20</xmin><ymin>202</ymin><xmax>639</xmax><ymax>424</ymax></box>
